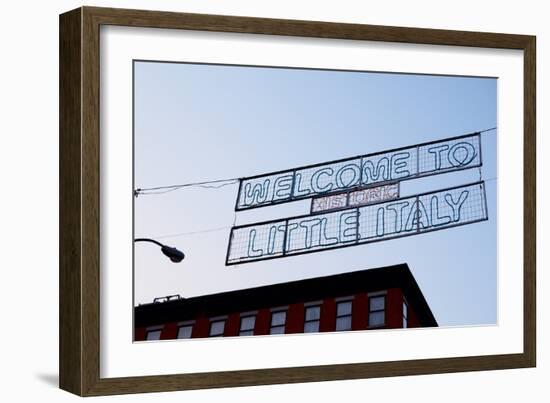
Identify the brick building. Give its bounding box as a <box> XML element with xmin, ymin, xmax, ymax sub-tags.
<box><xmin>135</xmin><ymin>263</ymin><xmax>437</xmax><ymax>341</ymax></box>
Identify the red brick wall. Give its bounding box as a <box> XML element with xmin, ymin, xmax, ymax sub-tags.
<box><xmin>319</xmin><ymin>298</ymin><xmax>336</xmax><ymax>332</ymax></box>
<box><xmin>407</xmin><ymin>301</ymin><xmax>421</xmax><ymax>327</ymax></box>
<box><xmin>352</xmin><ymin>292</ymin><xmax>368</xmax><ymax>330</ymax></box>
<box><xmin>191</xmin><ymin>316</ymin><xmax>209</xmax><ymax>338</ymax></box>
<box><xmin>160</xmin><ymin>322</ymin><xmax>177</xmax><ymax>340</ymax></box>
<box><xmin>254</xmin><ymin>308</ymin><xmax>271</xmax><ymax>335</ymax></box>
<box><xmin>135</xmin><ymin>286</ymin><xmax>430</xmax><ymax>339</ymax></box>
<box><xmin>224</xmin><ymin>313</ymin><xmax>240</xmax><ymax>337</ymax></box>
<box><xmin>385</xmin><ymin>288</ymin><xmax>404</xmax><ymax>329</ymax></box>
<box><xmin>135</xmin><ymin>326</ymin><xmax>146</xmax><ymax>341</ymax></box>
<box><xmin>285</xmin><ymin>303</ymin><xmax>305</xmax><ymax>334</ymax></box>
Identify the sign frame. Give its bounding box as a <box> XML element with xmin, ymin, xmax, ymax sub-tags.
<box><xmin>226</xmin><ymin>181</ymin><xmax>489</xmax><ymax>266</ymax></box>
<box><xmin>235</xmin><ymin>132</ymin><xmax>482</xmax><ymax>211</ymax></box>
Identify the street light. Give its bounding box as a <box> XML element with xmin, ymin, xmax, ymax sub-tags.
<box><xmin>134</xmin><ymin>238</ymin><xmax>185</xmax><ymax>263</ymax></box>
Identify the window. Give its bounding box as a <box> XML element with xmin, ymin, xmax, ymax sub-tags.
<box><xmin>369</xmin><ymin>295</ymin><xmax>385</xmax><ymax>327</ymax></box>
<box><xmin>304</xmin><ymin>305</ymin><xmax>321</xmax><ymax>333</ymax></box>
<box><xmin>403</xmin><ymin>300</ymin><xmax>408</xmax><ymax>328</ymax></box>
<box><xmin>177</xmin><ymin>323</ymin><xmax>193</xmax><ymax>339</ymax></box>
<box><xmin>209</xmin><ymin>319</ymin><xmax>225</xmax><ymax>337</ymax></box>
<box><xmin>270</xmin><ymin>310</ymin><xmax>286</xmax><ymax>334</ymax></box>
<box><xmin>239</xmin><ymin>315</ymin><xmax>256</xmax><ymax>336</ymax></box>
<box><xmin>145</xmin><ymin>329</ymin><xmax>162</xmax><ymax>341</ymax></box>
<box><xmin>335</xmin><ymin>300</ymin><xmax>353</xmax><ymax>331</ymax></box>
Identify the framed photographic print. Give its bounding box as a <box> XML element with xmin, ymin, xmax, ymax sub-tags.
<box><xmin>59</xmin><ymin>6</ymin><xmax>536</xmax><ymax>396</ymax></box>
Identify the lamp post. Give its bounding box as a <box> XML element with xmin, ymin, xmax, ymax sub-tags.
<box><xmin>134</xmin><ymin>238</ymin><xmax>185</xmax><ymax>263</ymax></box>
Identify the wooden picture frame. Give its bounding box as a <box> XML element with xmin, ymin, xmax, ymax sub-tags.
<box><xmin>59</xmin><ymin>6</ymin><xmax>536</xmax><ymax>396</ymax></box>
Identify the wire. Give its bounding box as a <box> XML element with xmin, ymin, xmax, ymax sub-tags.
<box><xmin>152</xmin><ymin>225</ymin><xmax>233</xmax><ymax>240</ymax></box>
<box><xmin>134</xmin><ymin>126</ymin><xmax>498</xmax><ymax>197</ymax></box>
<box><xmin>135</xmin><ymin>178</ymin><xmax>240</xmax><ymax>197</ymax></box>
<box><xmin>478</xmin><ymin>127</ymin><xmax>497</xmax><ymax>134</ymax></box>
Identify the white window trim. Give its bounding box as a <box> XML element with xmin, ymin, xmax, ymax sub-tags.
<box><xmin>239</xmin><ymin>314</ymin><xmax>256</xmax><ymax>329</ymax></box>
<box><xmin>335</xmin><ymin>298</ymin><xmax>353</xmax><ymax>331</ymax></box>
<box><xmin>269</xmin><ymin>306</ymin><xmax>289</xmax><ymax>312</ymax></box>
<box><xmin>367</xmin><ymin>290</ymin><xmax>387</xmax><ymax>297</ymax></box>
<box><xmin>208</xmin><ymin>316</ymin><xmax>227</xmax><ymax>337</ymax></box>
<box><xmin>239</xmin><ymin>310</ymin><xmax>258</xmax><ymax>317</ymax></box>
<box><xmin>304</xmin><ymin>304</ymin><xmax>322</xmax><ymax>333</ymax></box>
<box><xmin>368</xmin><ymin>293</ymin><xmax>386</xmax><ymax>328</ymax></box>
<box><xmin>145</xmin><ymin>325</ymin><xmax>163</xmax><ymax>331</ymax></box>
<box><xmin>304</xmin><ymin>300</ymin><xmax>323</xmax><ymax>307</ymax></box>
<box><xmin>334</xmin><ymin>295</ymin><xmax>355</xmax><ymax>303</ymax></box>
<box><xmin>176</xmin><ymin>322</ymin><xmax>194</xmax><ymax>339</ymax></box>
<box><xmin>269</xmin><ymin>309</ymin><xmax>287</xmax><ymax>334</ymax></box>
<box><xmin>402</xmin><ymin>298</ymin><xmax>409</xmax><ymax>328</ymax></box>
<box><xmin>144</xmin><ymin>327</ymin><xmax>163</xmax><ymax>341</ymax></box>
<box><xmin>209</xmin><ymin>315</ymin><xmax>228</xmax><ymax>321</ymax></box>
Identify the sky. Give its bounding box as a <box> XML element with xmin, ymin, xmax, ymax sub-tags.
<box><xmin>133</xmin><ymin>60</ymin><xmax>497</xmax><ymax>327</ymax></box>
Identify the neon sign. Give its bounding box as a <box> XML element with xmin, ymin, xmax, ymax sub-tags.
<box><xmin>235</xmin><ymin>132</ymin><xmax>481</xmax><ymax>210</ymax></box>
<box><xmin>226</xmin><ymin>182</ymin><xmax>487</xmax><ymax>265</ymax></box>
<box><xmin>311</xmin><ymin>183</ymin><xmax>400</xmax><ymax>213</ymax></box>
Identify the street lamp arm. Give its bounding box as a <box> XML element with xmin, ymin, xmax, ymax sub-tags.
<box><xmin>134</xmin><ymin>238</ymin><xmax>165</xmax><ymax>248</ymax></box>
<box><xmin>134</xmin><ymin>238</ymin><xmax>185</xmax><ymax>263</ymax></box>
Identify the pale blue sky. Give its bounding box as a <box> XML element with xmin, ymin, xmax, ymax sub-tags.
<box><xmin>134</xmin><ymin>60</ymin><xmax>497</xmax><ymax>327</ymax></box>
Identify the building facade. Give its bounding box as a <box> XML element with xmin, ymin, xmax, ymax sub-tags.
<box><xmin>135</xmin><ymin>263</ymin><xmax>437</xmax><ymax>341</ymax></box>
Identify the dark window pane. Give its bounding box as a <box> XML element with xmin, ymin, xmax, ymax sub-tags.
<box><xmin>369</xmin><ymin>311</ymin><xmax>385</xmax><ymax>327</ymax></box>
<box><xmin>270</xmin><ymin>325</ymin><xmax>285</xmax><ymax>335</ymax></box>
<box><xmin>240</xmin><ymin>316</ymin><xmax>255</xmax><ymax>331</ymax></box>
<box><xmin>336</xmin><ymin>316</ymin><xmax>352</xmax><ymax>331</ymax></box>
<box><xmin>209</xmin><ymin>320</ymin><xmax>225</xmax><ymax>336</ymax></box>
<box><xmin>370</xmin><ymin>296</ymin><xmax>385</xmax><ymax>311</ymax></box>
<box><xmin>305</xmin><ymin>306</ymin><xmax>321</xmax><ymax>321</ymax></box>
<box><xmin>271</xmin><ymin>311</ymin><xmax>286</xmax><ymax>326</ymax></box>
<box><xmin>304</xmin><ymin>321</ymin><xmax>320</xmax><ymax>333</ymax></box>
<box><xmin>146</xmin><ymin>330</ymin><xmax>162</xmax><ymax>340</ymax></box>
<box><xmin>337</xmin><ymin>301</ymin><xmax>352</xmax><ymax>316</ymax></box>
<box><xmin>177</xmin><ymin>325</ymin><xmax>193</xmax><ymax>339</ymax></box>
